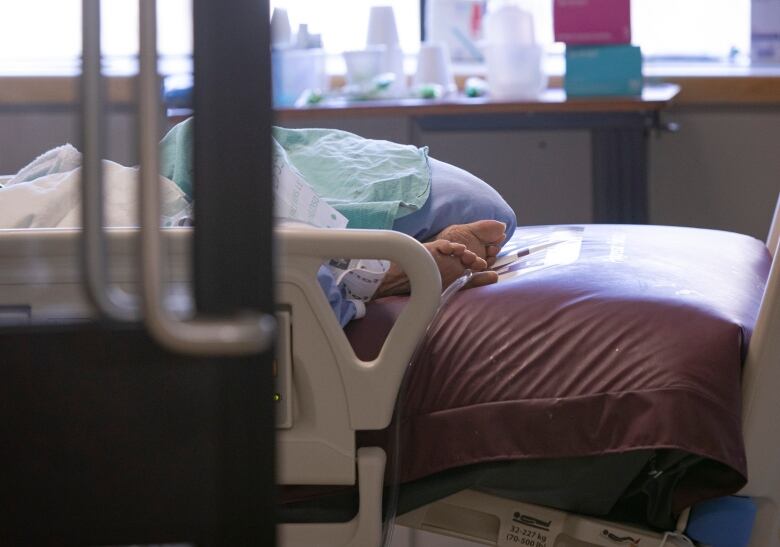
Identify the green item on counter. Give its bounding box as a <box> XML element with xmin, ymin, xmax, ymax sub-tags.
<box><xmin>294</xmin><ymin>88</ymin><xmax>325</xmax><ymax>107</ymax></box>
<box><xmin>416</xmin><ymin>83</ymin><xmax>444</xmax><ymax>99</ymax></box>
<box><xmin>465</xmin><ymin>77</ymin><xmax>488</xmax><ymax>98</ymax></box>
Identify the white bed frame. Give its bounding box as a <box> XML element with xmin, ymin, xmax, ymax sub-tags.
<box><xmin>278</xmin><ymin>197</ymin><xmax>780</xmax><ymax>547</ymax></box>
<box><xmin>1</xmin><ymin>199</ymin><xmax>779</xmax><ymax>546</ymax></box>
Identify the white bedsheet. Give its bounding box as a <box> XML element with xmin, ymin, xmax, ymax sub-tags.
<box><xmin>0</xmin><ymin>147</ymin><xmax>190</xmax><ymax>229</ymax></box>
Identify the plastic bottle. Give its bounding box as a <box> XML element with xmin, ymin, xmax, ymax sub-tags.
<box><xmin>481</xmin><ymin>0</ymin><xmax>546</xmax><ymax>99</ymax></box>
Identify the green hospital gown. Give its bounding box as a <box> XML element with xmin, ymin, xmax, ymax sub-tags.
<box><xmin>159</xmin><ymin>117</ymin><xmax>431</xmax><ymax>229</ymax></box>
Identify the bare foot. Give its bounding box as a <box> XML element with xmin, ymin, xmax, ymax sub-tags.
<box><xmin>376</xmin><ymin>239</ymin><xmax>490</xmax><ymax>297</ymax></box>
<box><xmin>434</xmin><ymin>220</ymin><xmax>507</xmax><ymax>266</ymax></box>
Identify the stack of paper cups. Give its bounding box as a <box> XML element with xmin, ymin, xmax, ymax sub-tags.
<box><xmin>367</xmin><ymin>6</ymin><xmax>399</xmax><ymax>46</ymax></box>
<box><xmin>366</xmin><ymin>6</ymin><xmax>406</xmax><ymax>96</ymax></box>
<box><xmin>270</xmin><ymin>8</ymin><xmax>292</xmax><ymax>47</ymax></box>
<box><xmin>413</xmin><ymin>42</ymin><xmax>456</xmax><ymax>95</ymax></box>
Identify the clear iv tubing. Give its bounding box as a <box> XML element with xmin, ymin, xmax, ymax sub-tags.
<box><xmin>380</xmin><ymin>269</ymin><xmax>475</xmax><ymax>547</ymax></box>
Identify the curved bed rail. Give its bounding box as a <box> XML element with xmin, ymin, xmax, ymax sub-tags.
<box><xmin>766</xmin><ymin>194</ymin><xmax>780</xmax><ymax>259</ymax></box>
<box><xmin>739</xmin><ymin>194</ymin><xmax>780</xmax><ymax>546</ymax></box>
<box><xmin>276</xmin><ymin>224</ymin><xmax>442</xmax><ymax>430</ymax></box>
<box><xmin>743</xmin><ymin>194</ymin><xmax>780</xmax><ymax>486</ymax></box>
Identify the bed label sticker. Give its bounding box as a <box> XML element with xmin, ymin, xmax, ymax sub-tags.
<box><xmin>498</xmin><ymin>507</ymin><xmax>563</xmax><ymax>547</ymax></box>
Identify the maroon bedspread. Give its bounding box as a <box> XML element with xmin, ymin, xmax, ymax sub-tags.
<box><xmin>349</xmin><ymin>225</ymin><xmax>770</xmax><ymax>510</ymax></box>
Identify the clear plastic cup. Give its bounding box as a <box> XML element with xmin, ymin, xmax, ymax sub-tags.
<box><xmin>482</xmin><ymin>43</ymin><xmax>546</xmax><ymax>99</ymax></box>
<box><xmin>343</xmin><ymin>46</ymin><xmax>387</xmax><ymax>86</ymax></box>
<box><xmin>272</xmin><ymin>48</ymin><xmax>328</xmax><ymax>107</ymax></box>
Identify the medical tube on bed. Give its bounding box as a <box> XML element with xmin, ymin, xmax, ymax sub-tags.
<box><xmin>381</xmin><ymin>269</ymin><xmax>475</xmax><ymax>547</ymax></box>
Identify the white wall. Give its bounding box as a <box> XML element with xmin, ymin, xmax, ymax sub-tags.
<box><xmin>649</xmin><ymin>106</ymin><xmax>780</xmax><ymax>240</ymax></box>
<box><xmin>0</xmin><ymin>109</ymin><xmax>138</xmax><ymax>175</ymax></box>
<box><xmin>284</xmin><ymin>105</ymin><xmax>780</xmax><ymax>239</ymax></box>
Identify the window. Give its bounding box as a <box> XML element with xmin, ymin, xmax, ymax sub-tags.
<box><xmin>0</xmin><ymin>0</ymin><xmax>192</xmax><ymax>75</ymax></box>
<box><xmin>0</xmin><ymin>0</ymin><xmax>757</xmax><ymax>75</ymax></box>
<box><xmin>631</xmin><ymin>0</ymin><xmax>750</xmax><ymax>59</ymax></box>
<box><xmin>269</xmin><ymin>0</ymin><xmax>420</xmax><ymax>54</ymax></box>
<box><xmin>269</xmin><ymin>0</ymin><xmax>751</xmax><ymax>61</ymax></box>
<box><xmin>493</xmin><ymin>0</ymin><xmax>751</xmax><ymax>60</ymax></box>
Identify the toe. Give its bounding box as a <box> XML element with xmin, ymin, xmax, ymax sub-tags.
<box><xmin>429</xmin><ymin>239</ymin><xmax>461</xmax><ymax>255</ymax></box>
<box><xmin>458</xmin><ymin>249</ymin><xmax>479</xmax><ymax>267</ymax></box>
<box><xmin>468</xmin><ymin>220</ymin><xmax>507</xmax><ymax>244</ymax></box>
<box><xmin>486</xmin><ymin>245</ymin><xmax>501</xmax><ymax>257</ymax></box>
<box><xmin>467</xmin><ymin>270</ymin><xmax>499</xmax><ymax>288</ymax></box>
<box><xmin>447</xmin><ymin>242</ymin><xmax>468</xmax><ymax>256</ymax></box>
<box><xmin>470</xmin><ymin>256</ymin><xmax>488</xmax><ymax>271</ymax></box>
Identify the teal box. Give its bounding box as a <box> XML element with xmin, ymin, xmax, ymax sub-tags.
<box><xmin>565</xmin><ymin>45</ymin><xmax>643</xmax><ymax>97</ymax></box>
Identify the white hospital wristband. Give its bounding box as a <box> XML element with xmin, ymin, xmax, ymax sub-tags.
<box><xmin>349</xmin><ymin>299</ymin><xmax>367</xmax><ymax>320</ymax></box>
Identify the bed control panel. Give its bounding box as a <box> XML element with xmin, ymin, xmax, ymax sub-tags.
<box><xmin>274</xmin><ymin>310</ymin><xmax>293</xmax><ymax>429</ymax></box>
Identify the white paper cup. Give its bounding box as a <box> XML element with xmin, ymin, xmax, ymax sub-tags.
<box><xmin>270</xmin><ymin>8</ymin><xmax>292</xmax><ymax>47</ymax></box>
<box><xmin>413</xmin><ymin>42</ymin><xmax>455</xmax><ymax>94</ymax></box>
<box><xmin>343</xmin><ymin>46</ymin><xmax>386</xmax><ymax>86</ymax></box>
<box><xmin>367</xmin><ymin>6</ymin><xmax>400</xmax><ymax>47</ymax></box>
<box><xmin>382</xmin><ymin>44</ymin><xmax>407</xmax><ymax>95</ymax></box>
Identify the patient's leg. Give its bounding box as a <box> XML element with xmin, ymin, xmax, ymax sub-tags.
<box><xmin>376</xmin><ymin>240</ymin><xmax>496</xmax><ymax>298</ymax></box>
<box><xmin>433</xmin><ymin>220</ymin><xmax>507</xmax><ymax>266</ymax></box>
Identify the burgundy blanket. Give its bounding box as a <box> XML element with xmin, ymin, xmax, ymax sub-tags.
<box><xmin>349</xmin><ymin>224</ymin><xmax>770</xmax><ymax>512</ymax></box>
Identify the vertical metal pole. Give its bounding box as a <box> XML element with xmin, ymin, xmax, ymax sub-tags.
<box><xmin>138</xmin><ymin>0</ymin><xmax>274</xmax><ymax>355</ymax></box>
<box><xmin>191</xmin><ymin>0</ymin><xmax>277</xmax><ymax>543</ymax></box>
<box><xmin>192</xmin><ymin>0</ymin><xmax>274</xmax><ymax>315</ymax></box>
<box><xmin>81</xmin><ymin>0</ymin><xmax>139</xmax><ymax>321</ymax></box>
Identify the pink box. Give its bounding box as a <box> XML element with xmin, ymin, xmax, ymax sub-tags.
<box><xmin>553</xmin><ymin>0</ymin><xmax>631</xmax><ymax>45</ymax></box>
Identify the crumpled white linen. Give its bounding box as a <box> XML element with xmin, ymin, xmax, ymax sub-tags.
<box><xmin>0</xmin><ymin>145</ymin><xmax>190</xmax><ymax>229</ymax></box>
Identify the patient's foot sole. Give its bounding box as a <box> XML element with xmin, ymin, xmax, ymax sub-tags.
<box><xmin>375</xmin><ymin>239</ymin><xmax>490</xmax><ymax>298</ymax></box>
<box><xmin>435</xmin><ymin>220</ymin><xmax>507</xmax><ymax>266</ymax></box>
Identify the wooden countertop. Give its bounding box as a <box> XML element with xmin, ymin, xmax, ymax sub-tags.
<box><xmin>0</xmin><ymin>63</ymin><xmax>778</xmax><ymax>108</ymax></box>
<box><xmin>0</xmin><ymin>75</ymin><xmax>136</xmax><ymax>106</ymax></box>
<box><xmin>650</xmin><ymin>74</ymin><xmax>780</xmax><ymax>105</ymax></box>
<box><xmin>275</xmin><ymin>84</ymin><xmax>679</xmax><ymax>121</ymax></box>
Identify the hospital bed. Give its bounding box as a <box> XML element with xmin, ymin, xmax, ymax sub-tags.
<box><xmin>4</xmin><ymin>1</ymin><xmax>780</xmax><ymax>546</ymax></box>
<box><xmin>2</xmin><ymin>206</ymin><xmax>779</xmax><ymax>547</ymax></box>
<box><xmin>272</xmin><ymin>217</ymin><xmax>780</xmax><ymax>547</ymax></box>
